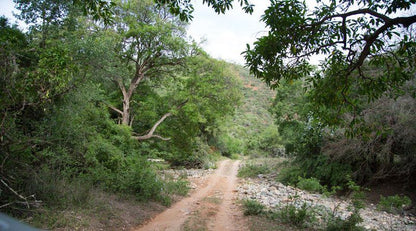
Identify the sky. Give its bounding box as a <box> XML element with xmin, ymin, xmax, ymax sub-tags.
<box><xmin>0</xmin><ymin>0</ymin><xmax>270</xmax><ymax>65</ymax></box>
<box><xmin>186</xmin><ymin>1</ymin><xmax>270</xmax><ymax>64</ymax></box>
<box><xmin>0</xmin><ymin>0</ymin><xmax>18</xmax><ymax>23</ymax></box>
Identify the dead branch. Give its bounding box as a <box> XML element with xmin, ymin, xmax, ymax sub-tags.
<box><xmin>1</xmin><ymin>179</ymin><xmax>42</xmax><ymax>209</ymax></box>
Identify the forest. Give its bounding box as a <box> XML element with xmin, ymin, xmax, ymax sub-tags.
<box><xmin>1</xmin><ymin>0</ymin><xmax>415</xmax><ymax>230</ymax></box>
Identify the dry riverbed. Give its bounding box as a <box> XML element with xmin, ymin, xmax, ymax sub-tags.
<box><xmin>236</xmin><ymin>159</ymin><xmax>416</xmax><ymax>231</ymax></box>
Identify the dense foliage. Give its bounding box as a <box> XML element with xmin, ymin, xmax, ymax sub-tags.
<box><xmin>154</xmin><ymin>0</ymin><xmax>254</xmax><ymax>21</ymax></box>
<box><xmin>245</xmin><ymin>0</ymin><xmax>416</xmax><ymax>125</ymax></box>
<box><xmin>2</xmin><ymin>0</ymin><xmax>416</xmax><ymax>228</ymax></box>
<box><xmin>0</xmin><ymin>0</ymin><xmax>242</xmax><ymax>221</ymax></box>
<box><xmin>273</xmin><ymin>76</ymin><xmax>416</xmax><ymax>189</ymax></box>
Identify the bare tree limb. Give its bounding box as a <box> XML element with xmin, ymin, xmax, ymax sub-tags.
<box><xmin>0</xmin><ymin>179</ymin><xmax>42</xmax><ymax>209</ymax></box>
<box><xmin>132</xmin><ymin>99</ymin><xmax>189</xmax><ymax>141</ymax></box>
<box><xmin>132</xmin><ymin>112</ymin><xmax>172</xmax><ymax>140</ymax></box>
<box><xmin>105</xmin><ymin>102</ymin><xmax>123</xmax><ymax>115</ymax></box>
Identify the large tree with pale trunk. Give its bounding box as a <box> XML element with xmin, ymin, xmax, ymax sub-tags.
<box><xmin>106</xmin><ymin>0</ymin><xmax>191</xmax><ymax>140</ymax></box>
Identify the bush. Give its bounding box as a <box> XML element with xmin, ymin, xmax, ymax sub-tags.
<box><xmin>326</xmin><ymin>178</ymin><xmax>365</xmax><ymax>231</ymax></box>
<box><xmin>243</xmin><ymin>199</ymin><xmax>265</xmax><ymax>215</ymax></box>
<box><xmin>119</xmin><ymin>159</ymin><xmax>164</xmax><ymax>201</ymax></box>
<box><xmin>377</xmin><ymin>195</ymin><xmax>411</xmax><ymax>214</ymax></box>
<box><xmin>277</xmin><ymin>165</ymin><xmax>303</xmax><ymax>185</ymax></box>
<box><xmin>297</xmin><ymin>177</ymin><xmax>324</xmax><ymax>193</ymax></box>
<box><xmin>238</xmin><ymin>164</ymin><xmax>271</xmax><ymax>178</ymax></box>
<box><xmin>163</xmin><ymin>179</ymin><xmax>190</xmax><ymax>197</ymax></box>
<box><xmin>230</xmin><ymin>153</ymin><xmax>240</xmax><ymax>160</ymax></box>
<box><xmin>277</xmin><ymin>203</ymin><xmax>315</xmax><ymax>228</ymax></box>
<box><xmin>326</xmin><ymin>213</ymin><xmax>365</xmax><ymax>231</ymax></box>
<box><xmin>24</xmin><ymin>168</ymin><xmax>92</xmax><ymax>208</ymax></box>
<box><xmin>217</xmin><ymin>134</ymin><xmax>245</xmax><ymax>157</ymax></box>
<box><xmin>167</xmin><ymin>138</ymin><xmax>219</xmax><ymax>169</ymax></box>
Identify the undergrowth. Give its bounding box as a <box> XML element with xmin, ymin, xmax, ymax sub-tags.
<box><xmin>238</xmin><ymin>163</ymin><xmax>271</xmax><ymax>178</ymax></box>
<box><xmin>377</xmin><ymin>195</ymin><xmax>411</xmax><ymax>214</ymax></box>
<box><xmin>243</xmin><ymin>199</ymin><xmax>265</xmax><ymax>215</ymax></box>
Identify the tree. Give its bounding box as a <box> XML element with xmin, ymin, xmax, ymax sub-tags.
<box><xmin>103</xmin><ymin>0</ymin><xmax>191</xmax><ymax>140</ymax></box>
<box><xmin>155</xmin><ymin>54</ymin><xmax>243</xmax><ymax>165</ymax></box>
<box><xmin>154</xmin><ymin>0</ymin><xmax>254</xmax><ymax>21</ymax></box>
<box><xmin>244</xmin><ymin>0</ymin><xmax>416</xmax><ymax>123</ymax></box>
<box><xmin>14</xmin><ymin>0</ymin><xmax>115</xmax><ymax>26</ymax></box>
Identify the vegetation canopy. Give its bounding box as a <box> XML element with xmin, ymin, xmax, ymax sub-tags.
<box><xmin>244</xmin><ymin>0</ymin><xmax>416</xmax><ymax>124</ymax></box>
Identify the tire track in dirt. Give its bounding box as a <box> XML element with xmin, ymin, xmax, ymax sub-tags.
<box><xmin>211</xmin><ymin>159</ymin><xmax>247</xmax><ymax>231</ymax></box>
<box><xmin>134</xmin><ymin>159</ymin><xmax>247</xmax><ymax>231</ymax></box>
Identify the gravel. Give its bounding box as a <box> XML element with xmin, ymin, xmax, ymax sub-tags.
<box><xmin>237</xmin><ymin>171</ymin><xmax>416</xmax><ymax>231</ymax></box>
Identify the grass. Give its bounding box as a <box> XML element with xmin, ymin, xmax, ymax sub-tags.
<box><xmin>377</xmin><ymin>195</ymin><xmax>412</xmax><ymax>214</ymax></box>
<box><xmin>238</xmin><ymin>163</ymin><xmax>271</xmax><ymax>178</ymax></box>
<box><xmin>30</xmin><ymin>190</ymin><xmax>166</xmax><ymax>230</ymax></box>
<box><xmin>24</xmin><ymin>167</ymin><xmax>191</xmax><ymax>230</ymax></box>
<box><xmin>238</xmin><ymin>157</ymin><xmax>283</xmax><ymax>178</ymax></box>
<box><xmin>276</xmin><ymin>203</ymin><xmax>316</xmax><ymax>228</ymax></box>
<box><xmin>246</xmin><ymin>215</ymin><xmax>300</xmax><ymax>231</ymax></box>
<box><xmin>296</xmin><ymin>177</ymin><xmax>324</xmax><ymax>193</ymax></box>
<box><xmin>182</xmin><ymin>210</ymin><xmax>207</xmax><ymax>231</ymax></box>
<box><xmin>242</xmin><ymin>198</ymin><xmax>319</xmax><ymax>230</ymax></box>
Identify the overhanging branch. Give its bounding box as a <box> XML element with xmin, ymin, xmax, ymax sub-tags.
<box><xmin>133</xmin><ymin>112</ymin><xmax>172</xmax><ymax>141</ymax></box>
<box><xmin>105</xmin><ymin>102</ymin><xmax>123</xmax><ymax>115</ymax></box>
<box><xmin>132</xmin><ymin>99</ymin><xmax>189</xmax><ymax>141</ymax></box>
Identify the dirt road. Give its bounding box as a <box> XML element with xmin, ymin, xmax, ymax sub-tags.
<box><xmin>134</xmin><ymin>159</ymin><xmax>248</xmax><ymax>231</ymax></box>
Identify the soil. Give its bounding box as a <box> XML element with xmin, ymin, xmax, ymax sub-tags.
<box><xmin>134</xmin><ymin>159</ymin><xmax>248</xmax><ymax>231</ymax></box>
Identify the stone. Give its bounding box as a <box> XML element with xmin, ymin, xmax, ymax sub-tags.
<box><xmin>236</xmin><ymin>164</ymin><xmax>416</xmax><ymax>231</ymax></box>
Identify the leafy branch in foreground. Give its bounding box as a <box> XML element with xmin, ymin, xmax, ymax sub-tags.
<box><xmin>244</xmin><ymin>0</ymin><xmax>416</xmax><ymax>125</ymax></box>
<box><xmin>154</xmin><ymin>0</ymin><xmax>254</xmax><ymax>22</ymax></box>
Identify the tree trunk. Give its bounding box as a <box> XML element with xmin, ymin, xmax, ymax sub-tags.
<box><xmin>122</xmin><ymin>96</ymin><xmax>130</xmax><ymax>125</ymax></box>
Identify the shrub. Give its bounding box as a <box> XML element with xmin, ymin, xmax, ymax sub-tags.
<box><xmin>377</xmin><ymin>195</ymin><xmax>411</xmax><ymax>214</ymax></box>
<box><xmin>120</xmin><ymin>159</ymin><xmax>164</xmax><ymax>201</ymax></box>
<box><xmin>238</xmin><ymin>164</ymin><xmax>271</xmax><ymax>178</ymax></box>
<box><xmin>278</xmin><ymin>203</ymin><xmax>315</xmax><ymax>228</ymax></box>
<box><xmin>243</xmin><ymin>199</ymin><xmax>265</xmax><ymax>215</ymax></box>
<box><xmin>24</xmin><ymin>167</ymin><xmax>92</xmax><ymax>208</ymax></box>
<box><xmin>230</xmin><ymin>153</ymin><xmax>240</xmax><ymax>160</ymax></box>
<box><xmin>217</xmin><ymin>134</ymin><xmax>245</xmax><ymax>157</ymax></box>
<box><xmin>326</xmin><ymin>213</ymin><xmax>365</xmax><ymax>231</ymax></box>
<box><xmin>163</xmin><ymin>179</ymin><xmax>190</xmax><ymax>197</ymax></box>
<box><xmin>277</xmin><ymin>165</ymin><xmax>303</xmax><ymax>185</ymax></box>
<box><xmin>167</xmin><ymin>138</ymin><xmax>219</xmax><ymax>169</ymax></box>
<box><xmin>326</xmin><ymin>178</ymin><xmax>365</xmax><ymax>231</ymax></box>
<box><xmin>297</xmin><ymin>177</ymin><xmax>324</xmax><ymax>193</ymax></box>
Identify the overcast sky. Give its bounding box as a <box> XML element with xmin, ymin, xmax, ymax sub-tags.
<box><xmin>0</xmin><ymin>0</ymin><xmax>17</xmax><ymax>23</ymax></box>
<box><xmin>187</xmin><ymin>1</ymin><xmax>270</xmax><ymax>64</ymax></box>
<box><xmin>0</xmin><ymin>0</ymin><xmax>270</xmax><ymax>65</ymax></box>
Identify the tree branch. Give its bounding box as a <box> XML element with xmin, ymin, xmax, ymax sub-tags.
<box><xmin>132</xmin><ymin>112</ymin><xmax>172</xmax><ymax>140</ymax></box>
<box><xmin>307</xmin><ymin>8</ymin><xmax>392</xmax><ymax>28</ymax></box>
<box><xmin>350</xmin><ymin>15</ymin><xmax>416</xmax><ymax>74</ymax></box>
<box><xmin>1</xmin><ymin>179</ymin><xmax>41</xmax><ymax>209</ymax></box>
<box><xmin>105</xmin><ymin>103</ymin><xmax>123</xmax><ymax>115</ymax></box>
<box><xmin>132</xmin><ymin>99</ymin><xmax>188</xmax><ymax>141</ymax></box>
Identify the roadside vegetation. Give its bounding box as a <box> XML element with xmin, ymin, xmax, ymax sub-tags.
<box><xmin>0</xmin><ymin>0</ymin><xmax>241</xmax><ymax>229</ymax></box>
<box><xmin>2</xmin><ymin>0</ymin><xmax>416</xmax><ymax>230</ymax></box>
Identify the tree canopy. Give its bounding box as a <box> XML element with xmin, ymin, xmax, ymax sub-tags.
<box><xmin>154</xmin><ymin>0</ymin><xmax>254</xmax><ymax>21</ymax></box>
<box><xmin>244</xmin><ymin>0</ymin><xmax>416</xmax><ymax>124</ymax></box>
<box><xmin>1</xmin><ymin>0</ymin><xmax>244</xmax><ymax>217</ymax></box>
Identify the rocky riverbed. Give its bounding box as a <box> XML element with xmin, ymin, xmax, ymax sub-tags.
<box><xmin>237</xmin><ymin>171</ymin><xmax>416</xmax><ymax>230</ymax></box>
